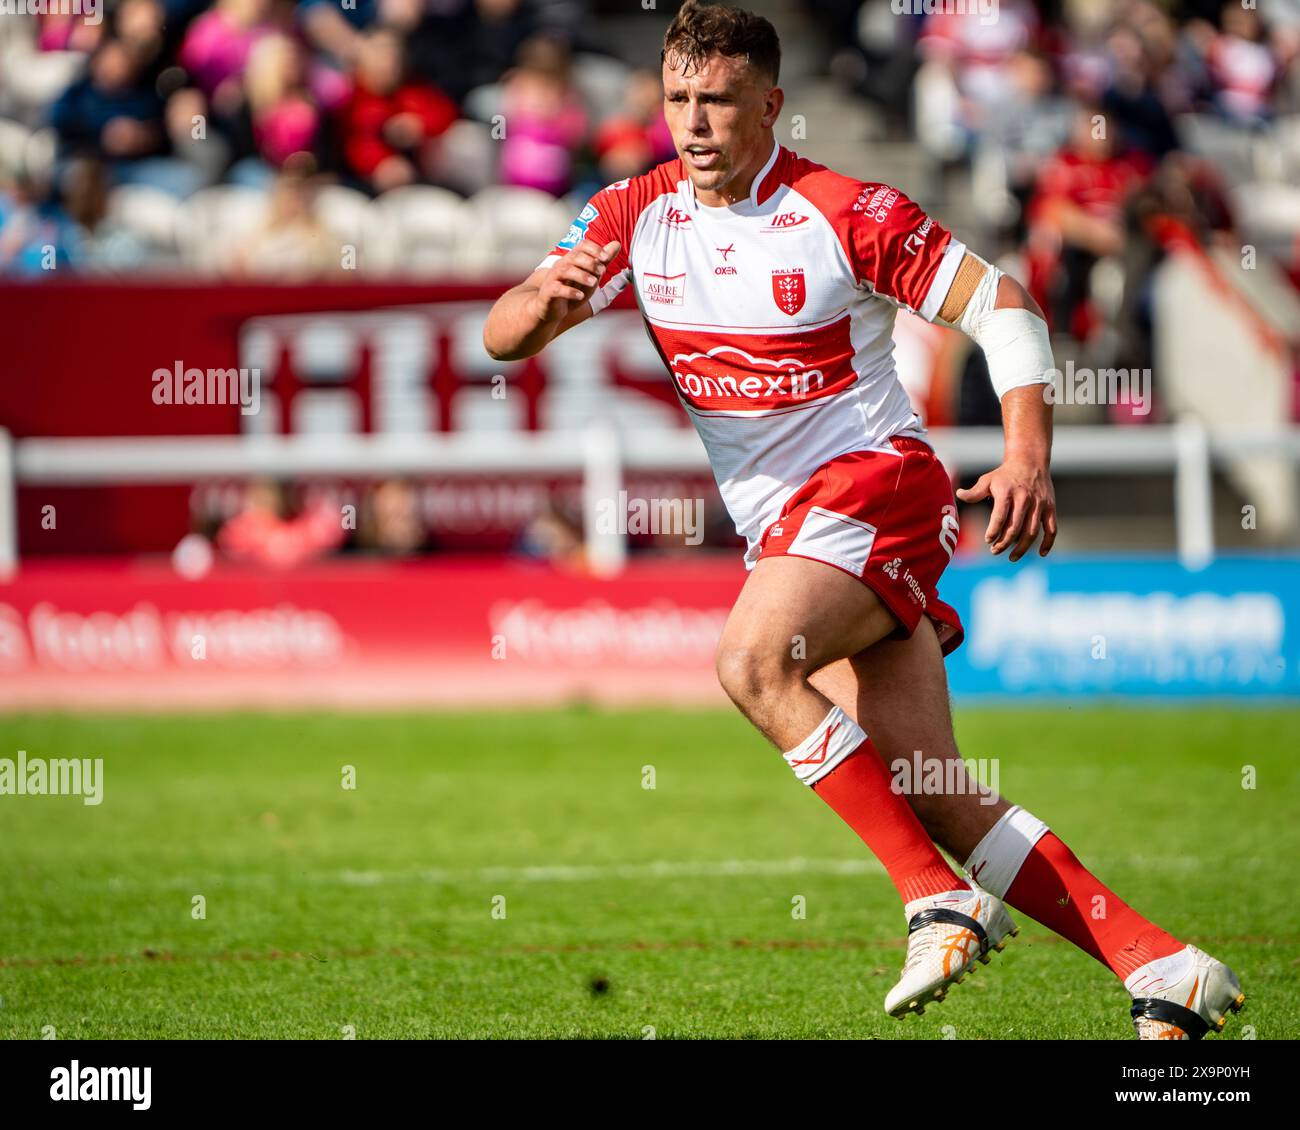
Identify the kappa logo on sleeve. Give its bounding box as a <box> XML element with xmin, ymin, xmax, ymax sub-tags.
<box><xmin>557</xmin><ymin>202</ymin><xmax>600</xmax><ymax>250</ymax></box>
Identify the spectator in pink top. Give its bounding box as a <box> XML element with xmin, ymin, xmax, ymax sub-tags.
<box><xmin>179</xmin><ymin>0</ymin><xmax>276</xmax><ymax>104</ymax></box>
<box><xmin>498</xmin><ymin>35</ymin><xmax>588</xmax><ymax>197</ymax></box>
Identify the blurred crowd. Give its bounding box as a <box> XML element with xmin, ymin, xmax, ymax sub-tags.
<box><xmin>0</xmin><ymin>0</ymin><xmax>1297</xmax><ymax>291</ymax></box>
<box><xmin>0</xmin><ymin>0</ymin><xmax>673</xmax><ymax>273</ymax></box>
<box><xmin>810</xmin><ymin>0</ymin><xmax>1300</xmax><ymax>423</ymax></box>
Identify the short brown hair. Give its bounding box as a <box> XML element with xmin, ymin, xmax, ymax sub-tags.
<box><xmin>661</xmin><ymin>1</ymin><xmax>780</xmax><ymax>86</ymax></box>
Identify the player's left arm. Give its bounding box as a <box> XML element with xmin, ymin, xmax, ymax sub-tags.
<box><xmin>847</xmin><ymin>187</ymin><xmax>1058</xmax><ymax>561</ymax></box>
<box><xmin>936</xmin><ymin>253</ymin><xmax>1058</xmax><ymax>562</ymax></box>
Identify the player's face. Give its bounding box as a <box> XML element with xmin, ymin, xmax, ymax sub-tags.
<box><xmin>662</xmin><ymin>52</ymin><xmax>781</xmax><ymax>205</ymax></box>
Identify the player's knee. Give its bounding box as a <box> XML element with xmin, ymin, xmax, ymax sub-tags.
<box><xmin>715</xmin><ymin>641</ymin><xmax>800</xmax><ymax>710</ymax></box>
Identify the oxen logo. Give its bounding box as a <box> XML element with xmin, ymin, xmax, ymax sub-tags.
<box><xmin>771</xmin><ymin>269</ymin><xmax>806</xmax><ymax>316</ymax></box>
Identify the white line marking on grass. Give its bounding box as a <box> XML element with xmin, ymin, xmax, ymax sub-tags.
<box><xmin>79</xmin><ymin>852</ymin><xmax>1212</xmax><ymax>894</ymax></box>
<box><xmin>338</xmin><ymin>857</ymin><xmax>886</xmax><ymax>886</ymax></box>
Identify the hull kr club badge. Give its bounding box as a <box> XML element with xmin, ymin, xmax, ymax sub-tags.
<box><xmin>772</xmin><ymin>268</ymin><xmax>806</xmax><ymax>316</ymax></box>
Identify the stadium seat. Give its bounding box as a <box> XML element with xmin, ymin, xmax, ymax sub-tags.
<box><xmin>0</xmin><ymin>118</ymin><xmax>30</xmax><ymax>177</ymax></box>
<box><xmin>0</xmin><ymin>49</ymin><xmax>86</xmax><ymax>125</ymax></box>
<box><xmin>174</xmin><ymin>185</ymin><xmax>270</xmax><ymax>273</ymax></box>
<box><xmin>572</xmin><ymin>53</ymin><xmax>633</xmax><ymax>127</ymax></box>
<box><xmin>370</xmin><ymin>185</ymin><xmax>466</xmax><ymax>276</ymax></box>
<box><xmin>313</xmin><ymin>184</ymin><xmax>375</xmax><ymax>267</ymax></box>
<box><xmin>461</xmin><ymin>83</ymin><xmax>504</xmax><ymax>125</ymax></box>
<box><xmin>460</xmin><ymin>186</ymin><xmax>572</xmax><ymax>277</ymax></box>
<box><xmin>427</xmin><ymin>120</ymin><xmax>497</xmax><ymax>198</ymax></box>
<box><xmin>107</xmin><ymin>185</ymin><xmax>182</xmax><ymax>256</ymax></box>
<box><xmin>23</xmin><ymin>127</ymin><xmax>56</xmax><ymax>187</ymax></box>
<box><xmin>1231</xmin><ymin>181</ymin><xmax>1300</xmax><ymax>262</ymax></box>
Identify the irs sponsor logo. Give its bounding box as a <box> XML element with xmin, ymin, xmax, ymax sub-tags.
<box><xmin>643</xmin><ymin>272</ymin><xmax>686</xmax><ymax>305</ymax></box>
<box><xmin>771</xmin><ymin>268</ymin><xmax>806</xmax><ymax>315</ymax></box>
<box><xmin>761</xmin><ymin>212</ymin><xmax>810</xmax><ymax>232</ymax></box>
<box><xmin>882</xmin><ymin>556</ymin><xmax>901</xmax><ymax>580</ymax></box>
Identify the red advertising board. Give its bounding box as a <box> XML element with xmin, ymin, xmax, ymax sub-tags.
<box><xmin>0</xmin><ymin>557</ymin><xmax>744</xmax><ymax>710</ymax></box>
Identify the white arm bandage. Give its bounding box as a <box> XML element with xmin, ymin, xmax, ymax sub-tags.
<box><xmin>937</xmin><ymin>254</ymin><xmax>1057</xmax><ymax>401</ymax></box>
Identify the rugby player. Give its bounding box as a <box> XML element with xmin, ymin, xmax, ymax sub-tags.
<box><xmin>483</xmin><ymin>1</ymin><xmax>1244</xmax><ymax>1038</ymax></box>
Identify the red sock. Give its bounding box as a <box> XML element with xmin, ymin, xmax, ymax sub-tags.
<box><xmin>1004</xmin><ymin>832</ymin><xmax>1183</xmax><ymax>978</ymax></box>
<box><xmin>813</xmin><ymin>739</ymin><xmax>969</xmax><ymax>904</ymax></box>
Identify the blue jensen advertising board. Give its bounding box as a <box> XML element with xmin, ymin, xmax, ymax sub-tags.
<box><xmin>941</xmin><ymin>556</ymin><xmax>1300</xmax><ymax>699</ymax></box>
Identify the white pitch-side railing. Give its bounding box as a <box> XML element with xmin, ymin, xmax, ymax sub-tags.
<box><xmin>2</xmin><ymin>421</ymin><xmax>1299</xmax><ymax>578</ymax></box>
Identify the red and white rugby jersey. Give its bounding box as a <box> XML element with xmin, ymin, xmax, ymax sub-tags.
<box><xmin>539</xmin><ymin>140</ymin><xmax>967</xmax><ymax>564</ymax></box>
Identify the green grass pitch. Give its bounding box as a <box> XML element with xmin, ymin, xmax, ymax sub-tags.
<box><xmin>0</xmin><ymin>706</ymin><xmax>1295</xmax><ymax>1039</ymax></box>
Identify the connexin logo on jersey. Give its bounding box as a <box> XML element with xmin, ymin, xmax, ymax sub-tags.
<box><xmin>557</xmin><ymin>202</ymin><xmax>600</xmax><ymax>251</ymax></box>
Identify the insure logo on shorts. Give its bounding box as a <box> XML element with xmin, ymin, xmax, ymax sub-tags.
<box><xmin>557</xmin><ymin>202</ymin><xmax>599</xmax><ymax>250</ymax></box>
<box><xmin>903</xmin><ymin>568</ymin><xmax>927</xmax><ymax>608</ymax></box>
<box><xmin>884</xmin><ymin>555</ymin><xmax>926</xmax><ymax>606</ymax></box>
<box><xmin>643</xmin><ymin>272</ymin><xmax>686</xmax><ymax>305</ymax></box>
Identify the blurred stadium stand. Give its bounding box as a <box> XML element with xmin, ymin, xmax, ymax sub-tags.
<box><xmin>1</xmin><ymin>1</ymin><xmax>1298</xmax><ymax>707</ymax></box>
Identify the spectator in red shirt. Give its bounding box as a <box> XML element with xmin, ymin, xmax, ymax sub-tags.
<box><xmin>1025</xmin><ymin>100</ymin><xmax>1154</xmax><ymax>339</ymax></box>
<box><xmin>339</xmin><ymin>25</ymin><xmax>458</xmax><ymax>194</ymax></box>
<box><xmin>217</xmin><ymin>480</ymin><xmax>346</xmax><ymax>568</ymax></box>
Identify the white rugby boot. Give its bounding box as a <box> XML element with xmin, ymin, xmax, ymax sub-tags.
<box><xmin>1125</xmin><ymin>944</ymin><xmax>1245</xmax><ymax>1040</ymax></box>
<box><xmin>884</xmin><ymin>885</ymin><xmax>1018</xmax><ymax>1018</ymax></box>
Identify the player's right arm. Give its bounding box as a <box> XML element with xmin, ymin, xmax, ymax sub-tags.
<box><xmin>483</xmin><ymin>238</ymin><xmax>621</xmax><ymax>362</ymax></box>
